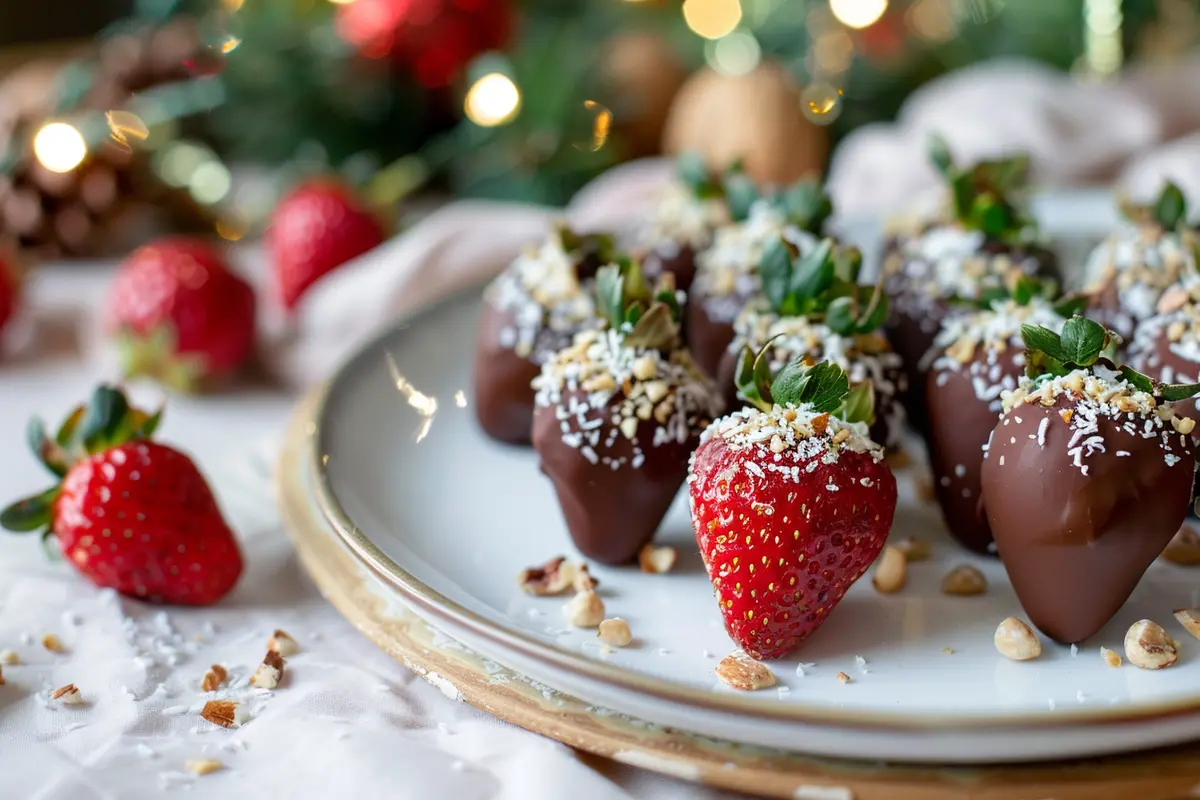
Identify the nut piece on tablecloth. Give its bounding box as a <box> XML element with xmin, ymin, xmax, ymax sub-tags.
<box><xmin>185</xmin><ymin>759</ymin><xmax>224</xmax><ymax>775</ymax></box>
<box><xmin>893</xmin><ymin>536</ymin><xmax>931</xmax><ymax>562</ymax></box>
<box><xmin>200</xmin><ymin>699</ymin><xmax>247</xmax><ymax>729</ymax></box>
<box><xmin>249</xmin><ymin>650</ymin><xmax>285</xmax><ymax>689</ymax></box>
<box><xmin>42</xmin><ymin>634</ymin><xmax>66</xmax><ymax>654</ymax></box>
<box><xmin>1125</xmin><ymin>619</ymin><xmax>1179</xmax><ymax>670</ymax></box>
<box><xmin>1101</xmin><ymin>646</ymin><xmax>1122</xmax><ymax>668</ymax></box>
<box><xmin>1162</xmin><ymin>524</ymin><xmax>1200</xmax><ymax>566</ymax></box>
<box><xmin>267</xmin><ymin>629</ymin><xmax>300</xmax><ymax>657</ymax></box>
<box><xmin>597</xmin><ymin>618</ymin><xmax>632</xmax><ymax>647</ymax></box>
<box><xmin>941</xmin><ymin>564</ymin><xmax>987</xmax><ymax>596</ymax></box>
<box><xmin>1174</xmin><ymin>608</ymin><xmax>1200</xmax><ymax>642</ymax></box>
<box><xmin>715</xmin><ymin>652</ymin><xmax>776</xmax><ymax>691</ymax></box>
<box><xmin>872</xmin><ymin>546</ymin><xmax>906</xmax><ymax>594</ymax></box>
<box><xmin>50</xmin><ymin>683</ymin><xmax>84</xmax><ymax>705</ymax></box>
<box><xmin>201</xmin><ymin>664</ymin><xmax>228</xmax><ymax>692</ymax></box>
<box><xmin>638</xmin><ymin>544</ymin><xmax>677</xmax><ymax>574</ymax></box>
<box><xmin>0</xmin><ymin>649</ymin><xmax>19</xmax><ymax>666</ymax></box>
<box><xmin>565</xmin><ymin>590</ymin><xmax>605</xmax><ymax>628</ymax></box>
<box><xmin>994</xmin><ymin>617</ymin><xmax>1041</xmax><ymax>661</ymax></box>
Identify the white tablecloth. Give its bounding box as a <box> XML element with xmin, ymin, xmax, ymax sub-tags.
<box><xmin>0</xmin><ymin>265</ymin><xmax>742</xmax><ymax>799</ymax></box>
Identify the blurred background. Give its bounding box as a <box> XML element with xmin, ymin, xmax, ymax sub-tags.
<box><xmin>1</xmin><ymin>0</ymin><xmax>1198</xmax><ymax>263</ymax></box>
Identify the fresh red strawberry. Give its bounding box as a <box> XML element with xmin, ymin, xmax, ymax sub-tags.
<box><xmin>267</xmin><ymin>179</ymin><xmax>385</xmax><ymax>309</ymax></box>
<box><xmin>689</xmin><ymin>350</ymin><xmax>896</xmax><ymax>660</ymax></box>
<box><xmin>0</xmin><ymin>247</ymin><xmax>22</xmax><ymax>337</ymax></box>
<box><xmin>0</xmin><ymin>386</ymin><xmax>243</xmax><ymax>605</ymax></box>
<box><xmin>106</xmin><ymin>237</ymin><xmax>256</xmax><ymax>392</ymax></box>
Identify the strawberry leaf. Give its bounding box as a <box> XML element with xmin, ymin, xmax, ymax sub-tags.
<box><xmin>723</xmin><ymin>163</ymin><xmax>759</xmax><ymax>223</ymax></box>
<box><xmin>1119</xmin><ymin>365</ymin><xmax>1156</xmax><ymax>394</ymax></box>
<box><xmin>734</xmin><ymin>343</ymin><xmax>775</xmax><ymax>411</ymax></box>
<box><xmin>1058</xmin><ymin>317</ymin><xmax>1107</xmax><ymax>367</ymax></box>
<box><xmin>26</xmin><ymin>418</ymin><xmax>67</xmax><ymax>478</ymax></box>
<box><xmin>1154</xmin><ymin>181</ymin><xmax>1187</xmax><ymax>231</ymax></box>
<box><xmin>676</xmin><ymin>152</ymin><xmax>722</xmax><ymax>199</ymax></box>
<box><xmin>623</xmin><ymin>303</ymin><xmax>679</xmax><ymax>351</ymax></box>
<box><xmin>54</xmin><ymin>405</ymin><xmax>85</xmax><ymax>448</ymax></box>
<box><xmin>758</xmin><ymin>239</ymin><xmax>793</xmax><ymax>316</ymax></box>
<box><xmin>1159</xmin><ymin>381</ymin><xmax>1200</xmax><ymax>402</ymax></box>
<box><xmin>1020</xmin><ymin>324</ymin><xmax>1069</xmax><ymax>365</ymax></box>
<box><xmin>0</xmin><ymin>486</ymin><xmax>58</xmax><ymax>533</ymax></box>
<box><xmin>787</xmin><ymin>239</ymin><xmax>835</xmax><ymax>312</ymax></box>
<box><xmin>928</xmin><ymin>135</ymin><xmax>953</xmax><ymax>177</ymax></box>
<box><xmin>79</xmin><ymin>385</ymin><xmax>131</xmax><ymax>454</ymax></box>
<box><xmin>771</xmin><ymin>361</ymin><xmax>849</xmax><ymax>413</ymax></box>
<box><xmin>838</xmin><ymin>381</ymin><xmax>876</xmax><ymax>426</ymax></box>
<box><xmin>1052</xmin><ymin>293</ymin><xmax>1089</xmax><ymax>319</ymax></box>
<box><xmin>595</xmin><ymin>265</ymin><xmax>625</xmax><ymax>330</ymax></box>
<box><xmin>775</xmin><ymin>179</ymin><xmax>832</xmax><ymax>234</ymax></box>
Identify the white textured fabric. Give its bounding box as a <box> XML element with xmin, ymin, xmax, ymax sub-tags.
<box><xmin>0</xmin><ymin>268</ymin><xmax>738</xmax><ymax>799</ymax></box>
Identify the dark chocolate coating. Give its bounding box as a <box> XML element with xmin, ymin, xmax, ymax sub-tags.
<box><xmin>472</xmin><ymin>303</ymin><xmax>541</xmax><ymax>445</ymax></box>
<box><xmin>687</xmin><ymin>298</ymin><xmax>737</xmax><ymax>380</ymax></box>
<box><xmin>531</xmin><ymin>388</ymin><xmax>696</xmax><ymax>564</ymax></box>
<box><xmin>981</xmin><ymin>398</ymin><xmax>1195</xmax><ymax>643</ymax></box>
<box><xmin>924</xmin><ymin>354</ymin><xmax>1021</xmax><ymax>554</ymax></box>
<box><xmin>642</xmin><ymin>242</ymin><xmax>697</xmax><ymax>295</ymax></box>
<box><xmin>1130</xmin><ymin>325</ymin><xmax>1200</xmax><ymax>422</ymax></box>
<box><xmin>884</xmin><ymin>308</ymin><xmax>943</xmax><ymax>436</ymax></box>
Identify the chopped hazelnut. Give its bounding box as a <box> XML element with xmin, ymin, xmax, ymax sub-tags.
<box><xmin>638</xmin><ymin>544</ymin><xmax>677</xmax><ymax>574</ymax></box>
<box><xmin>1101</xmin><ymin>646</ymin><xmax>1122</xmax><ymax>668</ymax></box>
<box><xmin>201</xmin><ymin>664</ymin><xmax>228</xmax><ymax>692</ymax></box>
<box><xmin>1125</xmin><ymin>619</ymin><xmax>1178</xmax><ymax>670</ymax></box>
<box><xmin>1173</xmin><ymin>608</ymin><xmax>1200</xmax><ymax>641</ymax></box>
<box><xmin>941</xmin><ymin>564</ymin><xmax>987</xmax><ymax>596</ymax></box>
<box><xmin>1173</xmin><ymin>416</ymin><xmax>1196</xmax><ymax>436</ymax></box>
<box><xmin>267</xmin><ymin>629</ymin><xmax>300</xmax><ymax>657</ymax></box>
<box><xmin>200</xmin><ymin>700</ymin><xmax>242</xmax><ymax>729</ymax></box>
<box><xmin>565</xmin><ymin>590</ymin><xmax>605</xmax><ymax>628</ymax></box>
<box><xmin>1162</xmin><ymin>524</ymin><xmax>1200</xmax><ymax>566</ymax></box>
<box><xmin>619</xmin><ymin>416</ymin><xmax>639</xmax><ymax>440</ymax></box>
<box><xmin>185</xmin><ymin>759</ymin><xmax>224</xmax><ymax>775</ymax></box>
<box><xmin>517</xmin><ymin>557</ymin><xmax>576</xmax><ymax>596</ymax></box>
<box><xmin>836</xmin><ymin>671</ymin><xmax>851</xmax><ymax>684</ymax></box>
<box><xmin>715</xmin><ymin>653</ymin><xmax>775</xmax><ymax>690</ymax></box>
<box><xmin>831</xmin><ymin>428</ymin><xmax>850</xmax><ymax>445</ymax></box>
<box><xmin>871</xmin><ymin>546</ymin><xmax>906</xmax><ymax>594</ymax></box>
<box><xmin>643</xmin><ymin>380</ymin><xmax>669</xmax><ymax>404</ymax></box>
<box><xmin>994</xmin><ymin>617</ymin><xmax>1041</xmax><ymax>661</ymax></box>
<box><xmin>0</xmin><ymin>649</ymin><xmax>19</xmax><ymax>666</ymax></box>
<box><xmin>50</xmin><ymin>683</ymin><xmax>83</xmax><ymax>705</ymax></box>
<box><xmin>597</xmin><ymin>618</ymin><xmax>632</xmax><ymax>647</ymax></box>
<box><xmin>572</xmin><ymin>563</ymin><xmax>599</xmax><ymax>592</ymax></box>
<box><xmin>250</xmin><ymin>650</ymin><xmax>285</xmax><ymax>689</ymax></box>
<box><xmin>631</xmin><ymin>355</ymin><xmax>657</xmax><ymax>381</ymax></box>
<box><xmin>893</xmin><ymin>536</ymin><xmax>931</xmax><ymax>562</ymax></box>
<box><xmin>42</xmin><ymin>634</ymin><xmax>65</xmax><ymax>654</ymax></box>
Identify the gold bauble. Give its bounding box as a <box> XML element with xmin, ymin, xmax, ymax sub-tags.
<box><xmin>661</xmin><ymin>61</ymin><xmax>828</xmax><ymax>185</ymax></box>
<box><xmin>600</xmin><ymin>33</ymin><xmax>688</xmax><ymax>158</ymax></box>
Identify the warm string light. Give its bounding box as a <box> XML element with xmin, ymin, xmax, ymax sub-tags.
<box><xmin>829</xmin><ymin>0</ymin><xmax>888</xmax><ymax>29</ymax></box>
<box><xmin>581</xmin><ymin>100</ymin><xmax>612</xmax><ymax>151</ymax></box>
<box><xmin>1084</xmin><ymin>0</ymin><xmax>1123</xmax><ymax>76</ymax></box>
<box><xmin>33</xmin><ymin>122</ymin><xmax>88</xmax><ymax>173</ymax></box>
<box><xmin>707</xmin><ymin>30</ymin><xmax>761</xmax><ymax>75</ymax></box>
<box><xmin>682</xmin><ymin>0</ymin><xmax>742</xmax><ymax>40</ymax></box>
<box><xmin>464</xmin><ymin>73</ymin><xmax>521</xmax><ymax>127</ymax></box>
<box><xmin>106</xmin><ymin>110</ymin><xmax>150</xmax><ymax>151</ymax></box>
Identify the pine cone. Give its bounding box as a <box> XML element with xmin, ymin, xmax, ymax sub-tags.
<box><xmin>0</xmin><ymin>17</ymin><xmax>215</xmax><ymax>261</ymax></box>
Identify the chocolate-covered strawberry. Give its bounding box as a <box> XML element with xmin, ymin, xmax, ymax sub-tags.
<box><xmin>532</xmin><ymin>263</ymin><xmax>721</xmax><ymax>564</ymax></box>
<box><xmin>883</xmin><ymin>138</ymin><xmax>1057</xmax><ymax>430</ymax></box>
<box><xmin>923</xmin><ymin>286</ymin><xmax>1070</xmax><ymax>554</ymax></box>
<box><xmin>473</xmin><ymin>225</ymin><xmax>611</xmax><ymax>445</ymax></box>
<box><xmin>1082</xmin><ymin>181</ymin><xmax>1198</xmax><ymax>341</ymax></box>
<box><xmin>689</xmin><ymin>355</ymin><xmax>897</xmax><ymax>660</ymax></box>
<box><xmin>981</xmin><ymin>316</ymin><xmax>1200</xmax><ymax>643</ymax></box>
<box><xmin>715</xmin><ymin>237</ymin><xmax>905</xmax><ymax>449</ymax></box>
<box><xmin>632</xmin><ymin>153</ymin><xmax>742</xmax><ymax>293</ymax></box>
<box><xmin>1129</xmin><ymin>284</ymin><xmax>1200</xmax><ymax>422</ymax></box>
<box><xmin>688</xmin><ymin>179</ymin><xmax>832</xmax><ymax>377</ymax></box>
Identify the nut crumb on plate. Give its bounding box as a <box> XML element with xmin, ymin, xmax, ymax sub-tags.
<box><xmin>185</xmin><ymin>759</ymin><xmax>224</xmax><ymax>776</ymax></box>
<box><xmin>836</xmin><ymin>671</ymin><xmax>851</xmax><ymax>684</ymax></box>
<box><xmin>941</xmin><ymin>564</ymin><xmax>987</xmax><ymax>596</ymax></box>
<box><xmin>517</xmin><ymin>556</ymin><xmax>577</xmax><ymax>596</ymax></box>
<box><xmin>51</xmin><ymin>684</ymin><xmax>83</xmax><ymax>704</ymax></box>
<box><xmin>941</xmin><ymin>647</ymin><xmax>954</xmax><ymax>655</ymax></box>
<box><xmin>201</xmin><ymin>664</ymin><xmax>228</xmax><ymax>692</ymax></box>
<box><xmin>250</xmin><ymin>650</ymin><xmax>285</xmax><ymax>689</ymax></box>
<box><xmin>871</xmin><ymin>546</ymin><xmax>906</xmax><ymax>594</ymax></box>
<box><xmin>572</xmin><ymin>564</ymin><xmax>599</xmax><ymax>592</ymax></box>
<box><xmin>597</xmin><ymin>618</ymin><xmax>632</xmax><ymax>647</ymax></box>
<box><xmin>267</xmin><ymin>629</ymin><xmax>300</xmax><ymax>657</ymax></box>
<box><xmin>1162</xmin><ymin>525</ymin><xmax>1200</xmax><ymax>566</ymax></box>
<box><xmin>716</xmin><ymin>653</ymin><xmax>776</xmax><ymax>690</ymax></box>
<box><xmin>565</xmin><ymin>590</ymin><xmax>605</xmax><ymax>628</ymax></box>
<box><xmin>42</xmin><ymin>634</ymin><xmax>65</xmax><ymax>654</ymax></box>
<box><xmin>0</xmin><ymin>649</ymin><xmax>18</xmax><ymax>666</ymax></box>
<box><xmin>893</xmin><ymin>536</ymin><xmax>931</xmax><ymax>562</ymax></box>
<box><xmin>638</xmin><ymin>544</ymin><xmax>677</xmax><ymax>574</ymax></box>
<box><xmin>1101</xmin><ymin>646</ymin><xmax>1122</xmax><ymax>668</ymax></box>
<box><xmin>1125</xmin><ymin>619</ymin><xmax>1178</xmax><ymax>670</ymax></box>
<box><xmin>994</xmin><ymin>617</ymin><xmax>1041</xmax><ymax>661</ymax></box>
<box><xmin>1174</xmin><ymin>608</ymin><xmax>1200</xmax><ymax>641</ymax></box>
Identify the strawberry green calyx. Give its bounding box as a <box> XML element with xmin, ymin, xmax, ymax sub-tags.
<box><xmin>0</xmin><ymin>385</ymin><xmax>161</xmax><ymax>538</ymax></box>
<box><xmin>554</xmin><ymin>223</ymin><xmax>616</xmax><ymax>268</ymax></box>
<box><xmin>116</xmin><ymin>326</ymin><xmax>210</xmax><ymax>394</ymax></box>
<box><xmin>1117</xmin><ymin>180</ymin><xmax>1192</xmax><ymax>232</ymax></box>
<box><xmin>734</xmin><ymin>342</ymin><xmax>875</xmax><ymax>424</ymax></box>
<box><xmin>595</xmin><ymin>261</ymin><xmax>682</xmax><ymax>352</ymax></box>
<box><xmin>764</xmin><ymin>177</ymin><xmax>833</xmax><ymax>236</ymax></box>
<box><xmin>758</xmin><ymin>236</ymin><xmax>886</xmax><ymax>336</ymax></box>
<box><xmin>928</xmin><ymin>135</ymin><xmax>1034</xmax><ymax>243</ymax></box>
<box><xmin>675</xmin><ymin>153</ymin><xmax>759</xmax><ymax>222</ymax></box>
<box><xmin>969</xmin><ymin>274</ymin><xmax>1086</xmax><ymax>318</ymax></box>
<box><xmin>1020</xmin><ymin>315</ymin><xmax>1200</xmax><ymax>402</ymax></box>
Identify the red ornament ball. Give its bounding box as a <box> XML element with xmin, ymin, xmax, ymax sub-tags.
<box><xmin>336</xmin><ymin>0</ymin><xmax>513</xmax><ymax>88</ymax></box>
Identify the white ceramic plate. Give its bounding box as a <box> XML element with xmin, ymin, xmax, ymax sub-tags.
<box><xmin>309</xmin><ymin>191</ymin><xmax>1200</xmax><ymax>763</ymax></box>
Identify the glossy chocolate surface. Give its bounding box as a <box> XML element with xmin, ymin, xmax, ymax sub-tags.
<box><xmin>643</xmin><ymin>242</ymin><xmax>697</xmax><ymax>294</ymax></box>
<box><xmin>687</xmin><ymin>297</ymin><xmax>738</xmax><ymax>379</ymax></box>
<box><xmin>981</xmin><ymin>397</ymin><xmax>1195</xmax><ymax>643</ymax></box>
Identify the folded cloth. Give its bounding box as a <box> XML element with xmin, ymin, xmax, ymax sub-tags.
<box><xmin>259</xmin><ymin>158</ymin><xmax>674</xmax><ymax>390</ymax></box>
<box><xmin>1118</xmin><ymin>131</ymin><xmax>1200</xmax><ymax>206</ymax></box>
<box><xmin>827</xmin><ymin>59</ymin><xmax>1163</xmax><ymax>219</ymax></box>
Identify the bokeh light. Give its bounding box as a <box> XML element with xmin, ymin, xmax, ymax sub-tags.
<box><xmin>682</xmin><ymin>0</ymin><xmax>742</xmax><ymax>40</ymax></box>
<box><xmin>581</xmin><ymin>100</ymin><xmax>612</xmax><ymax>151</ymax></box>
<box><xmin>812</xmin><ymin>29</ymin><xmax>854</xmax><ymax>73</ymax></box>
<box><xmin>189</xmin><ymin>161</ymin><xmax>232</xmax><ymax>205</ymax></box>
<box><xmin>33</xmin><ymin>122</ymin><xmax>87</xmax><ymax>174</ymax></box>
<box><xmin>800</xmin><ymin>83</ymin><xmax>843</xmax><ymax>125</ymax></box>
<box><xmin>464</xmin><ymin>73</ymin><xmax>521</xmax><ymax>127</ymax></box>
<box><xmin>830</xmin><ymin>0</ymin><xmax>888</xmax><ymax>29</ymax></box>
<box><xmin>327</xmin><ymin>0</ymin><xmax>357</xmax><ymax>4</ymax></box>
<box><xmin>707</xmin><ymin>30</ymin><xmax>761</xmax><ymax>75</ymax></box>
<box><xmin>906</xmin><ymin>0</ymin><xmax>957</xmax><ymax>41</ymax></box>
<box><xmin>106</xmin><ymin>110</ymin><xmax>150</xmax><ymax>151</ymax></box>
<box><xmin>222</xmin><ymin>0</ymin><xmax>244</xmax><ymax>9</ymax></box>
